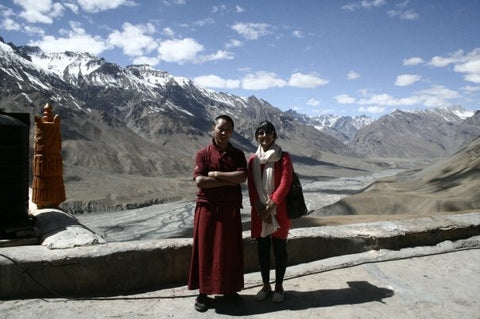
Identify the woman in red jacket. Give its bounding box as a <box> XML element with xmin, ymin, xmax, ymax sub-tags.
<box><xmin>247</xmin><ymin>120</ymin><xmax>293</xmax><ymax>303</ymax></box>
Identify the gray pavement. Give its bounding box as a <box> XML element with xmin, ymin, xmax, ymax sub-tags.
<box><xmin>1</xmin><ymin>236</ymin><xmax>479</xmax><ymax>319</ymax></box>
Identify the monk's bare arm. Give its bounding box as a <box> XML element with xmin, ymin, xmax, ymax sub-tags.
<box><xmin>208</xmin><ymin>170</ymin><xmax>246</xmax><ymax>184</ymax></box>
<box><xmin>195</xmin><ymin>171</ymin><xmax>246</xmax><ymax>189</ymax></box>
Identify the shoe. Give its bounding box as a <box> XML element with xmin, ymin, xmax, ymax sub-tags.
<box><xmin>255</xmin><ymin>288</ymin><xmax>272</xmax><ymax>302</ymax></box>
<box><xmin>272</xmin><ymin>291</ymin><xmax>285</xmax><ymax>303</ymax></box>
<box><xmin>194</xmin><ymin>295</ymin><xmax>213</xmax><ymax>312</ymax></box>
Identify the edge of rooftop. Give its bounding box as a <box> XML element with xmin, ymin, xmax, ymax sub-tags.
<box><xmin>0</xmin><ymin>211</ymin><xmax>479</xmax><ymax>299</ymax></box>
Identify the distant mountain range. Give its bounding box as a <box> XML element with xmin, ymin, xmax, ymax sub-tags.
<box><xmin>349</xmin><ymin>107</ymin><xmax>479</xmax><ymax>159</ymax></box>
<box><xmin>1</xmin><ymin>37</ymin><xmax>478</xmax><ymax>211</ymax></box>
<box><xmin>286</xmin><ymin>110</ymin><xmax>375</xmax><ymax>143</ymax></box>
<box><xmin>317</xmin><ymin>134</ymin><xmax>480</xmax><ymax>216</ymax></box>
<box><xmin>0</xmin><ymin>37</ymin><xmax>357</xmax><ymax>177</ymax></box>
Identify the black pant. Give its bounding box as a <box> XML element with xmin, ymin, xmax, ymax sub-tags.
<box><xmin>257</xmin><ymin>236</ymin><xmax>288</xmax><ymax>285</ymax></box>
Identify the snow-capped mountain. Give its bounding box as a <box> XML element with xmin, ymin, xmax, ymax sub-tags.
<box><xmin>407</xmin><ymin>105</ymin><xmax>474</xmax><ymax>121</ymax></box>
<box><xmin>283</xmin><ymin>110</ymin><xmax>374</xmax><ymax>143</ymax></box>
<box><xmin>309</xmin><ymin>114</ymin><xmax>374</xmax><ymax>143</ymax></box>
<box><xmin>309</xmin><ymin>114</ymin><xmax>373</xmax><ymax>130</ymax></box>
<box><xmin>349</xmin><ymin>106</ymin><xmax>480</xmax><ymax>159</ymax></box>
<box><xmin>0</xmin><ymin>37</ymin><xmax>356</xmax><ymax>175</ymax></box>
<box><xmin>1</xmin><ymin>37</ymin><xmax>478</xmax><ymax>211</ymax></box>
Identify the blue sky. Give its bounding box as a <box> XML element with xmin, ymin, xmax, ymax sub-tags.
<box><xmin>1</xmin><ymin>0</ymin><xmax>479</xmax><ymax>118</ymax></box>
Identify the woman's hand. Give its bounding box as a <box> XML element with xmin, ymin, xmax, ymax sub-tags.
<box><xmin>254</xmin><ymin>200</ymin><xmax>266</xmax><ymax>217</ymax></box>
<box><xmin>261</xmin><ymin>198</ymin><xmax>276</xmax><ymax>223</ymax></box>
<box><xmin>266</xmin><ymin>198</ymin><xmax>277</xmax><ymax>214</ymax></box>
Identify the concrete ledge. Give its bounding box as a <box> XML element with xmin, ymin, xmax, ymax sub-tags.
<box><xmin>0</xmin><ymin>212</ymin><xmax>479</xmax><ymax>299</ymax></box>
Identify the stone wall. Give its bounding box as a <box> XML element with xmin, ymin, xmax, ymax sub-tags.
<box><xmin>0</xmin><ymin>212</ymin><xmax>479</xmax><ymax>298</ymax></box>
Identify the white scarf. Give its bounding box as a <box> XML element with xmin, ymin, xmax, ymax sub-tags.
<box><xmin>252</xmin><ymin>143</ymin><xmax>282</xmax><ymax>237</ymax></box>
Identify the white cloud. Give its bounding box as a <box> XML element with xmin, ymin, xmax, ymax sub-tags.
<box><xmin>388</xmin><ymin>9</ymin><xmax>419</xmax><ymax>20</ymax></box>
<box><xmin>403</xmin><ymin>57</ymin><xmax>424</xmax><ymax>66</ymax></box>
<box><xmin>454</xmin><ymin>56</ymin><xmax>480</xmax><ymax>84</ymax></box>
<box><xmin>157</xmin><ymin>38</ymin><xmax>204</xmax><ymax>64</ymax></box>
<box><xmin>342</xmin><ymin>0</ymin><xmax>386</xmax><ymax>11</ymax></box>
<box><xmin>341</xmin><ymin>3</ymin><xmax>357</xmax><ymax>11</ymax></box>
<box><xmin>1</xmin><ymin>18</ymin><xmax>21</xmax><ymax>30</ymax></box>
<box><xmin>358</xmin><ymin>93</ymin><xmax>409</xmax><ymax>106</ymax></box>
<box><xmin>236</xmin><ymin>5</ymin><xmax>245</xmax><ymax>13</ymax></box>
<box><xmin>359</xmin><ymin>106</ymin><xmax>386</xmax><ymax>114</ymax></box>
<box><xmin>211</xmin><ymin>5</ymin><xmax>226</xmax><ymax>14</ymax></box>
<box><xmin>226</xmin><ymin>39</ymin><xmax>243</xmax><ymax>48</ymax></box>
<box><xmin>335</xmin><ymin>94</ymin><xmax>356</xmax><ymax>104</ymax></box>
<box><xmin>1</xmin><ymin>6</ymin><xmax>43</xmax><ymax>32</ymax></box>
<box><xmin>387</xmin><ymin>0</ymin><xmax>419</xmax><ymax>20</ymax></box>
<box><xmin>429</xmin><ymin>56</ymin><xmax>457</xmax><ymax>68</ymax></box>
<box><xmin>347</xmin><ymin>71</ymin><xmax>360</xmax><ymax>80</ymax></box>
<box><xmin>13</xmin><ymin>0</ymin><xmax>64</xmax><ymax>24</ymax></box>
<box><xmin>193</xmin><ymin>75</ymin><xmax>240</xmax><ymax>89</ymax></box>
<box><xmin>194</xmin><ymin>71</ymin><xmax>329</xmax><ymax>90</ymax></box>
<box><xmin>463</xmin><ymin>73</ymin><xmax>480</xmax><ymax>84</ymax></box>
<box><xmin>361</xmin><ymin>0</ymin><xmax>386</xmax><ymax>8</ymax></box>
<box><xmin>400</xmin><ymin>10</ymin><xmax>419</xmax><ymax>20</ymax></box>
<box><xmin>395</xmin><ymin>74</ymin><xmax>421</xmax><ymax>86</ymax></box>
<box><xmin>197</xmin><ymin>50</ymin><xmax>234</xmax><ymax>63</ymax></box>
<box><xmin>418</xmin><ymin>85</ymin><xmax>460</xmax><ymax>101</ymax></box>
<box><xmin>343</xmin><ymin>0</ymin><xmax>418</xmax><ymax>19</ymax></box>
<box><xmin>288</xmin><ymin>73</ymin><xmax>328</xmax><ymax>88</ymax></box>
<box><xmin>132</xmin><ymin>56</ymin><xmax>159</xmax><ymax>66</ymax></box>
<box><xmin>20</xmin><ymin>10</ymin><xmax>53</xmax><ymax>23</ymax></box>
<box><xmin>156</xmin><ymin>38</ymin><xmax>233</xmax><ymax>64</ymax></box>
<box><xmin>231</xmin><ymin>22</ymin><xmax>271</xmax><ymax>40</ymax></box>
<box><xmin>358</xmin><ymin>106</ymin><xmax>385</xmax><ymax>114</ymax></box>
<box><xmin>162</xmin><ymin>27</ymin><xmax>175</xmax><ymax>37</ymax></box>
<box><xmin>76</xmin><ymin>0</ymin><xmax>136</xmax><ymax>13</ymax></box>
<box><xmin>428</xmin><ymin>49</ymin><xmax>465</xmax><ymax>67</ymax></box>
<box><xmin>242</xmin><ymin>71</ymin><xmax>287</xmax><ymax>90</ymax></box>
<box><xmin>24</xmin><ymin>25</ymin><xmax>45</xmax><ymax>36</ymax></box>
<box><xmin>192</xmin><ymin>18</ymin><xmax>214</xmax><ymax>27</ymax></box>
<box><xmin>108</xmin><ymin>22</ymin><xmax>157</xmax><ymax>56</ymax></box>
<box><xmin>429</xmin><ymin>48</ymin><xmax>480</xmax><ymax>84</ymax></box>
<box><xmin>63</xmin><ymin>3</ymin><xmax>79</xmax><ymax>14</ymax></box>
<box><xmin>1</xmin><ymin>5</ymin><xmax>15</xmax><ymax>17</ymax></box>
<box><xmin>354</xmin><ymin>85</ymin><xmax>460</xmax><ymax>109</ymax></box>
<box><xmin>292</xmin><ymin>30</ymin><xmax>304</xmax><ymax>38</ymax></box>
<box><xmin>29</xmin><ymin>22</ymin><xmax>109</xmax><ymax>54</ymax></box>
<box><xmin>306</xmin><ymin>98</ymin><xmax>320</xmax><ymax>106</ymax></box>
<box><xmin>461</xmin><ymin>85</ymin><xmax>480</xmax><ymax>92</ymax></box>
<box><xmin>162</xmin><ymin>0</ymin><xmax>185</xmax><ymax>6</ymax></box>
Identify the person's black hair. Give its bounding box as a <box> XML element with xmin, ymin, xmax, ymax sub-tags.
<box><xmin>215</xmin><ymin>114</ymin><xmax>234</xmax><ymax>128</ymax></box>
<box><xmin>255</xmin><ymin>120</ymin><xmax>277</xmax><ymax>140</ymax></box>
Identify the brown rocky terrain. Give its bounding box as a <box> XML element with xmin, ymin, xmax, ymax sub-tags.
<box><xmin>315</xmin><ymin>135</ymin><xmax>480</xmax><ymax>218</ymax></box>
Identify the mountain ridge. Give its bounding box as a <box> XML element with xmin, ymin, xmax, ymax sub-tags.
<box><xmin>0</xmin><ymin>37</ymin><xmax>478</xmax><ymax>212</ymax></box>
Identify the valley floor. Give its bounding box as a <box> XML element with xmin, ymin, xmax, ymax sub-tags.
<box><xmin>76</xmin><ymin>169</ymin><xmax>409</xmax><ymax>242</ymax></box>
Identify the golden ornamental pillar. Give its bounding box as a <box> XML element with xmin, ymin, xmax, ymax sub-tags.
<box><xmin>32</xmin><ymin>103</ymin><xmax>66</xmax><ymax>209</ymax></box>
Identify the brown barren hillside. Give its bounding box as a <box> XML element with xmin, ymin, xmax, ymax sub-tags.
<box><xmin>315</xmin><ymin>135</ymin><xmax>480</xmax><ymax>217</ymax></box>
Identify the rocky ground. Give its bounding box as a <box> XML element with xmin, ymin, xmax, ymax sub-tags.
<box><xmin>73</xmin><ymin>136</ymin><xmax>480</xmax><ymax>243</ymax></box>
<box><xmin>1</xmin><ymin>238</ymin><xmax>479</xmax><ymax>319</ymax></box>
<box><xmin>75</xmin><ymin>169</ymin><xmax>406</xmax><ymax>242</ymax></box>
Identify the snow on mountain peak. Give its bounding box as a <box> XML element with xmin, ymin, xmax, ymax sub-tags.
<box><xmin>28</xmin><ymin>50</ymin><xmax>102</xmax><ymax>80</ymax></box>
<box><xmin>127</xmin><ymin>64</ymin><xmax>172</xmax><ymax>86</ymax></box>
<box><xmin>449</xmin><ymin>106</ymin><xmax>475</xmax><ymax>119</ymax></box>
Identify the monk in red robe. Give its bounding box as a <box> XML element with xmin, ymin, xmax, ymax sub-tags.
<box><xmin>188</xmin><ymin>115</ymin><xmax>247</xmax><ymax>312</ymax></box>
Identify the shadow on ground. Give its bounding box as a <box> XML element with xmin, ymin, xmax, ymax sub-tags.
<box><xmin>213</xmin><ymin>281</ymin><xmax>394</xmax><ymax>316</ymax></box>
